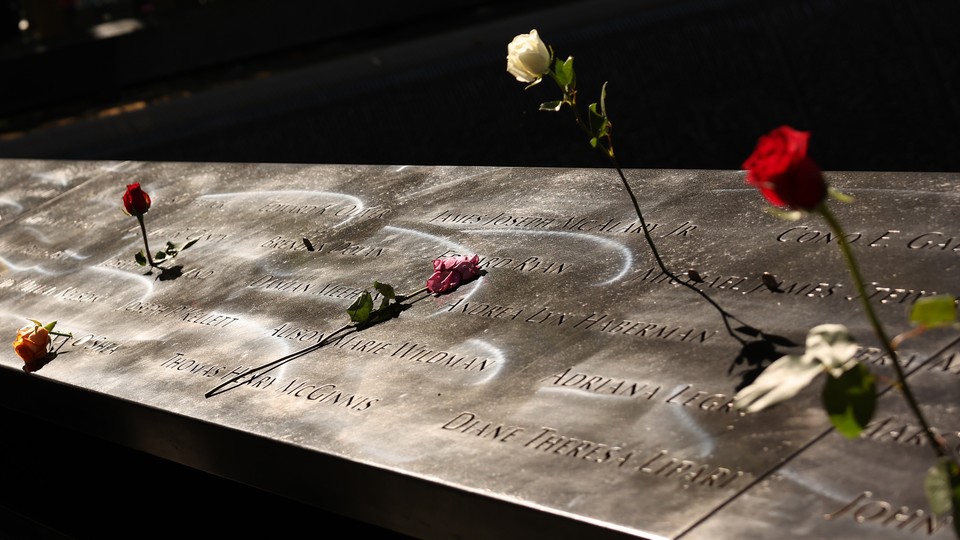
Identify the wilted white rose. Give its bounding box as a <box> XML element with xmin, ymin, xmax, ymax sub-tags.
<box><xmin>803</xmin><ymin>324</ymin><xmax>858</xmax><ymax>378</ymax></box>
<box><xmin>734</xmin><ymin>323</ymin><xmax>859</xmax><ymax>413</ymax></box>
<box><xmin>506</xmin><ymin>29</ymin><xmax>551</xmax><ymax>83</ymax></box>
<box><xmin>733</xmin><ymin>354</ymin><xmax>821</xmax><ymax>413</ymax></box>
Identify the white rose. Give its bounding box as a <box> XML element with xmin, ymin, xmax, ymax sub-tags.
<box><xmin>506</xmin><ymin>29</ymin><xmax>551</xmax><ymax>83</ymax></box>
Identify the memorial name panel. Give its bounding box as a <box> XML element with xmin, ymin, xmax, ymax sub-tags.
<box><xmin>0</xmin><ymin>161</ymin><xmax>956</xmax><ymax>539</ymax></box>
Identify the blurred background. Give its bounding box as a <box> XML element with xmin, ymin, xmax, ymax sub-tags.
<box><xmin>1</xmin><ymin>0</ymin><xmax>959</xmax><ymax>538</ymax></box>
<box><xmin>1</xmin><ymin>0</ymin><xmax>959</xmax><ymax>171</ymax></box>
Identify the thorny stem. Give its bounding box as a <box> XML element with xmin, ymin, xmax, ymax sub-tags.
<box><xmin>561</xmin><ymin>89</ymin><xmax>752</xmax><ymax>341</ymax></box>
<box><xmin>205</xmin><ymin>323</ymin><xmax>354</xmax><ymax>398</ymax></box>
<box><xmin>819</xmin><ymin>204</ymin><xmax>947</xmax><ymax>458</ymax></box>
<box><xmin>137</xmin><ymin>214</ymin><xmax>156</xmax><ymax>267</ymax></box>
<box><xmin>398</xmin><ymin>287</ymin><xmax>430</xmax><ymax>301</ymax></box>
<box><xmin>206</xmin><ymin>287</ymin><xmax>433</xmax><ymax>398</ymax></box>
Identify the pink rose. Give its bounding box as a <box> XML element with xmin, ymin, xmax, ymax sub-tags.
<box><xmin>426</xmin><ymin>254</ymin><xmax>481</xmax><ymax>294</ymax></box>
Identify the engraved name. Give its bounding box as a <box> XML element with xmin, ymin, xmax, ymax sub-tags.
<box><xmin>541</xmin><ymin>368</ymin><xmax>662</xmax><ymax>400</ymax></box>
<box><xmin>861</xmin><ymin>416</ymin><xmax>960</xmax><ymax>456</ymax></box>
<box><xmin>148</xmin><ymin>227</ymin><xmax>229</xmax><ymax>244</ymax></box>
<box><xmin>626</xmin><ymin>267</ymin><xmax>946</xmax><ymax>308</ymax></box>
<box><xmin>388</xmin><ymin>341</ymin><xmax>495</xmax><ymax>371</ymax></box>
<box><xmin>0</xmin><ymin>277</ymin><xmax>105</xmax><ymax>303</ymax></box>
<box><xmin>855</xmin><ymin>346</ymin><xmax>960</xmax><ymax>377</ymax></box>
<box><xmin>779</xmin><ymin>227</ymin><xmax>960</xmax><ymax>254</ymax></box>
<box><xmin>824</xmin><ymin>491</ymin><xmax>951</xmax><ymax>535</ymax></box>
<box><xmin>250</xmin><ymin>276</ymin><xmax>368</xmax><ymax>300</ymax></box>
<box><xmin>50</xmin><ymin>332</ymin><xmax>121</xmax><ymax>354</ymax></box>
<box><xmin>444</xmin><ymin>298</ymin><xmax>717</xmax><ymax>344</ymax></box>
<box><xmin>275</xmin><ymin>378</ymin><xmax>379</xmax><ymax>410</ymax></box>
<box><xmin>269</xmin><ymin>324</ymin><xmax>496</xmax><ymax>371</ymax></box>
<box><xmin>159</xmin><ymin>353</ymin><xmax>228</xmax><ymax>377</ymax></box>
<box><xmin>663</xmin><ymin>384</ymin><xmax>744</xmax><ymax>414</ymax></box>
<box><xmin>541</xmin><ymin>371</ymin><xmax>744</xmax><ymax>415</ymax></box>
<box><xmin>440</xmin><ymin>411</ymin><xmax>745</xmax><ymax>488</ymax></box>
<box><xmin>259</xmin><ymin>236</ymin><xmax>384</xmax><ymax>257</ymax></box>
<box><xmin>120</xmin><ymin>300</ymin><xmax>240</xmax><ymax>328</ymax></box>
<box><xmin>438</xmin><ymin>249</ymin><xmax>566</xmax><ymax>274</ymax></box>
<box><xmin>160</xmin><ymin>353</ymin><xmax>380</xmax><ymax>411</ymax></box>
<box><xmin>96</xmin><ymin>258</ymin><xmax>214</xmax><ymax>279</ymax></box>
<box><xmin>429</xmin><ymin>210</ymin><xmax>697</xmax><ymax>237</ymax></box>
<box><xmin>257</xmin><ymin>201</ymin><xmax>390</xmax><ymax>219</ymax></box>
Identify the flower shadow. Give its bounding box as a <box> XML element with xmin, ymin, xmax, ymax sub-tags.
<box><xmin>143</xmin><ymin>264</ymin><xmax>183</xmax><ymax>281</ymax></box>
<box><xmin>22</xmin><ymin>351</ymin><xmax>61</xmax><ymax>373</ymax></box>
<box><xmin>727</xmin><ymin>327</ymin><xmax>799</xmax><ymax>392</ymax></box>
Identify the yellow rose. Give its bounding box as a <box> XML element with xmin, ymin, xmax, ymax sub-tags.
<box><xmin>506</xmin><ymin>29</ymin><xmax>551</xmax><ymax>83</ymax></box>
<box><xmin>13</xmin><ymin>323</ymin><xmax>51</xmax><ymax>364</ymax></box>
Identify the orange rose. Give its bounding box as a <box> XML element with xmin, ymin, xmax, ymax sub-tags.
<box><xmin>13</xmin><ymin>323</ymin><xmax>51</xmax><ymax>364</ymax></box>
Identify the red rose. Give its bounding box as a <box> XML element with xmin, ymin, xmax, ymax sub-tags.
<box><xmin>742</xmin><ymin>126</ymin><xmax>827</xmax><ymax>211</ymax></box>
<box><xmin>426</xmin><ymin>254</ymin><xmax>481</xmax><ymax>294</ymax></box>
<box><xmin>123</xmin><ymin>183</ymin><xmax>151</xmax><ymax>216</ymax></box>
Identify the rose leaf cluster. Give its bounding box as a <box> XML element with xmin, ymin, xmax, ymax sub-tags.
<box><xmin>348</xmin><ymin>281</ymin><xmax>405</xmax><ymax>329</ymax></box>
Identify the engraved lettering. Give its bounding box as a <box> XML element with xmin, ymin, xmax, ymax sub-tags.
<box><xmin>541</xmin><ymin>368</ymin><xmax>661</xmax><ymax>399</ymax></box>
<box><xmin>908</xmin><ymin>231</ymin><xmax>959</xmax><ymax>252</ymax></box>
<box><xmin>825</xmin><ymin>491</ymin><xmax>951</xmax><ymax>534</ymax></box>
<box><xmin>869</xmin><ymin>230</ymin><xmax>901</xmax><ymax>247</ymax></box>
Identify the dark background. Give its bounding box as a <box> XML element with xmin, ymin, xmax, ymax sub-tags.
<box><xmin>1</xmin><ymin>0</ymin><xmax>959</xmax><ymax>538</ymax></box>
<box><xmin>2</xmin><ymin>0</ymin><xmax>960</xmax><ymax>172</ymax></box>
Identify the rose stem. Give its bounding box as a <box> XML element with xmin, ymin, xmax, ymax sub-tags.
<box><xmin>819</xmin><ymin>203</ymin><xmax>946</xmax><ymax>458</ymax></box>
<box><xmin>137</xmin><ymin>213</ymin><xmax>156</xmax><ymax>267</ymax></box>
<box><xmin>205</xmin><ymin>323</ymin><xmax>354</xmax><ymax>398</ymax></box>
<box><xmin>559</xmin><ymin>87</ymin><xmax>750</xmax><ymax>340</ymax></box>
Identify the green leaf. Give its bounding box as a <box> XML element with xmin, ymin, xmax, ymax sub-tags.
<box><xmin>822</xmin><ymin>363</ymin><xmax>876</xmax><ymax>438</ymax></box>
<box><xmin>589</xmin><ymin>103</ymin><xmax>610</xmax><ymax>137</ymax></box>
<box><xmin>373</xmin><ymin>281</ymin><xmax>396</xmax><ymax>311</ymax></box>
<box><xmin>589</xmin><ymin>137</ymin><xmax>598</xmax><ymax>148</ymax></box>
<box><xmin>553</xmin><ymin>56</ymin><xmax>575</xmax><ymax>91</ymax></box>
<box><xmin>182</xmin><ymin>239</ymin><xmax>198</xmax><ymax>250</ymax></box>
<box><xmin>135</xmin><ymin>251</ymin><xmax>147</xmax><ymax>266</ymax></box>
<box><xmin>154</xmin><ymin>251</ymin><xmax>167</xmax><ymax>260</ymax></box>
<box><xmin>762</xmin><ymin>207</ymin><xmax>804</xmax><ymax>221</ymax></box>
<box><xmin>539</xmin><ymin>100</ymin><xmax>563</xmax><ymax>112</ymax></box>
<box><xmin>42</xmin><ymin>320</ymin><xmax>57</xmax><ymax>332</ymax></box>
<box><xmin>910</xmin><ymin>294</ymin><xmax>957</xmax><ymax>328</ymax></box>
<box><xmin>373</xmin><ymin>281</ymin><xmax>395</xmax><ymax>301</ymax></box>
<box><xmin>347</xmin><ymin>291</ymin><xmax>374</xmax><ymax>324</ymax></box>
<box><xmin>925</xmin><ymin>455</ymin><xmax>960</xmax><ymax>538</ymax></box>
<box><xmin>827</xmin><ymin>186</ymin><xmax>854</xmax><ymax>203</ymax></box>
<box><xmin>599</xmin><ymin>81</ymin><xmax>608</xmax><ymax>118</ymax></box>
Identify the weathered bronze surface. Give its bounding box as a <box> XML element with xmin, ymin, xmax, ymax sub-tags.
<box><xmin>0</xmin><ymin>159</ymin><xmax>957</xmax><ymax>538</ymax></box>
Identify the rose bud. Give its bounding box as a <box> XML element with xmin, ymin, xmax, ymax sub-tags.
<box><xmin>506</xmin><ymin>29</ymin><xmax>551</xmax><ymax>84</ymax></box>
<box><xmin>426</xmin><ymin>254</ymin><xmax>482</xmax><ymax>294</ymax></box>
<box><xmin>13</xmin><ymin>323</ymin><xmax>51</xmax><ymax>365</ymax></box>
<box><xmin>122</xmin><ymin>182</ymin><xmax>152</xmax><ymax>216</ymax></box>
<box><xmin>742</xmin><ymin>125</ymin><xmax>827</xmax><ymax>211</ymax></box>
